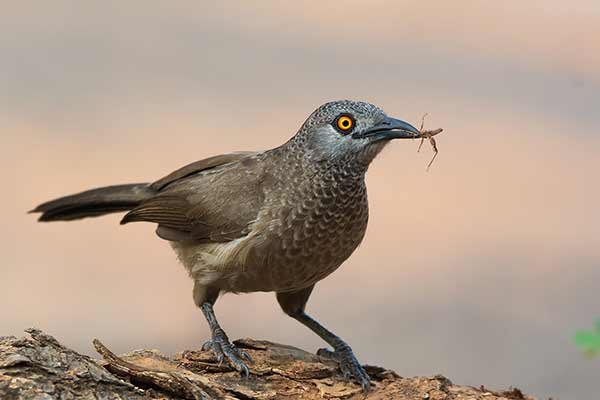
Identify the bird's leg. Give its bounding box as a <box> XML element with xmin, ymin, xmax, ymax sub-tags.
<box><xmin>295</xmin><ymin>312</ymin><xmax>371</xmax><ymax>391</ymax></box>
<box><xmin>276</xmin><ymin>286</ymin><xmax>370</xmax><ymax>392</ymax></box>
<box><xmin>195</xmin><ymin>283</ymin><xmax>252</xmax><ymax>376</ymax></box>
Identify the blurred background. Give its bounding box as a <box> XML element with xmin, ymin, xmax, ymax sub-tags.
<box><xmin>2</xmin><ymin>1</ymin><xmax>599</xmax><ymax>398</ymax></box>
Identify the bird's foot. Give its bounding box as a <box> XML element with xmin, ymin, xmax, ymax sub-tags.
<box><xmin>202</xmin><ymin>330</ymin><xmax>252</xmax><ymax>376</ymax></box>
<box><xmin>318</xmin><ymin>344</ymin><xmax>371</xmax><ymax>392</ymax></box>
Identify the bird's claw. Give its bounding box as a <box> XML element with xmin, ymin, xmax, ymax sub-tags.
<box><xmin>202</xmin><ymin>334</ymin><xmax>252</xmax><ymax>376</ymax></box>
<box><xmin>317</xmin><ymin>345</ymin><xmax>371</xmax><ymax>393</ymax></box>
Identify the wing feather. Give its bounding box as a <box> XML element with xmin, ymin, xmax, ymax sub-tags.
<box><xmin>121</xmin><ymin>151</ymin><xmax>265</xmax><ymax>243</ymax></box>
<box><xmin>150</xmin><ymin>152</ymin><xmax>255</xmax><ymax>190</ymax></box>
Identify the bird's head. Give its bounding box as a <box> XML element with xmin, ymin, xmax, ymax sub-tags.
<box><xmin>291</xmin><ymin>100</ymin><xmax>420</xmax><ymax>169</ymax></box>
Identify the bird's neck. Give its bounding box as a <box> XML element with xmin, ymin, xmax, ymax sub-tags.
<box><xmin>275</xmin><ymin>136</ymin><xmax>389</xmax><ymax>179</ymax></box>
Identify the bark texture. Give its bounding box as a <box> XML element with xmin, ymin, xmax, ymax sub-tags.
<box><xmin>0</xmin><ymin>329</ymin><xmax>534</xmax><ymax>400</ymax></box>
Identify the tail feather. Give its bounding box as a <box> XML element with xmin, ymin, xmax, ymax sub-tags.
<box><xmin>30</xmin><ymin>183</ymin><xmax>155</xmax><ymax>222</ymax></box>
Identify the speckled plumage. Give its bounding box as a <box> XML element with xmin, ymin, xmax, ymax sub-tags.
<box><xmin>32</xmin><ymin>100</ymin><xmax>422</xmax><ymax>390</ymax></box>
<box><xmin>119</xmin><ymin>100</ymin><xmax>391</xmax><ymax>299</ymax></box>
<box><xmin>168</xmin><ymin>145</ymin><xmax>372</xmax><ymax>295</ymax></box>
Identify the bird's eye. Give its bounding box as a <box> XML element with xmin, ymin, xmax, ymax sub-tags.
<box><xmin>335</xmin><ymin>115</ymin><xmax>354</xmax><ymax>133</ymax></box>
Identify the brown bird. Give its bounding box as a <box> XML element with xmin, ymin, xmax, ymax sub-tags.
<box><xmin>31</xmin><ymin>100</ymin><xmax>425</xmax><ymax>391</ymax></box>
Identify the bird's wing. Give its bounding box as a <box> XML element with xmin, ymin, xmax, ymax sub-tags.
<box><xmin>121</xmin><ymin>151</ymin><xmax>268</xmax><ymax>242</ymax></box>
<box><xmin>150</xmin><ymin>151</ymin><xmax>256</xmax><ymax>191</ymax></box>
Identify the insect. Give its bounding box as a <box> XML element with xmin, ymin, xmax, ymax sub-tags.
<box><xmin>416</xmin><ymin>113</ymin><xmax>443</xmax><ymax>171</ymax></box>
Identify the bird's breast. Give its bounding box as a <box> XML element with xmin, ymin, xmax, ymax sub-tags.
<box><xmin>222</xmin><ymin>175</ymin><xmax>370</xmax><ymax>293</ymax></box>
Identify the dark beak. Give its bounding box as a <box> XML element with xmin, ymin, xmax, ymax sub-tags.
<box><xmin>354</xmin><ymin>116</ymin><xmax>420</xmax><ymax>141</ymax></box>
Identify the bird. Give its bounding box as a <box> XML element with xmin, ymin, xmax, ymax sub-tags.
<box><xmin>30</xmin><ymin>100</ymin><xmax>426</xmax><ymax>392</ymax></box>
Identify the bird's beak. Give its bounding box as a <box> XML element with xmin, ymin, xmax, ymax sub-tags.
<box><xmin>354</xmin><ymin>116</ymin><xmax>421</xmax><ymax>141</ymax></box>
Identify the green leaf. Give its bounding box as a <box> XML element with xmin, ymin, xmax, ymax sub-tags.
<box><xmin>574</xmin><ymin>331</ymin><xmax>600</xmax><ymax>353</ymax></box>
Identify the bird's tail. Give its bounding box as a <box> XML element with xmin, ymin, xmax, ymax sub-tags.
<box><xmin>30</xmin><ymin>183</ymin><xmax>155</xmax><ymax>222</ymax></box>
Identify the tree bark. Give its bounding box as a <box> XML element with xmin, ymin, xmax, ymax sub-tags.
<box><xmin>0</xmin><ymin>329</ymin><xmax>533</xmax><ymax>400</ymax></box>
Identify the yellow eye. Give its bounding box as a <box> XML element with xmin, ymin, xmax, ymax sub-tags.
<box><xmin>336</xmin><ymin>115</ymin><xmax>354</xmax><ymax>132</ymax></box>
